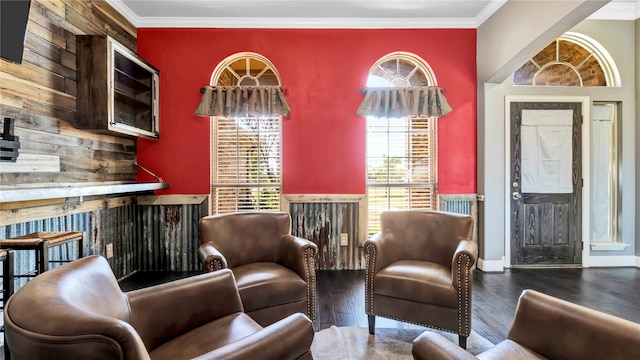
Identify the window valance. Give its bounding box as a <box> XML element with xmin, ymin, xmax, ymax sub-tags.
<box><xmin>357</xmin><ymin>87</ymin><xmax>452</xmax><ymax>118</ymax></box>
<box><xmin>195</xmin><ymin>86</ymin><xmax>291</xmax><ymax>118</ymax></box>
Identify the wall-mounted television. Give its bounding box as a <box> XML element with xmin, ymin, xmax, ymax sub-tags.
<box><xmin>0</xmin><ymin>0</ymin><xmax>32</xmax><ymax>64</ymax></box>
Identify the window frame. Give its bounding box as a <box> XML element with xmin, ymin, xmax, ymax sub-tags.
<box><xmin>365</xmin><ymin>52</ymin><xmax>440</xmax><ymax>236</ymax></box>
<box><xmin>210</xmin><ymin>53</ymin><xmax>283</xmax><ymax>214</ymax></box>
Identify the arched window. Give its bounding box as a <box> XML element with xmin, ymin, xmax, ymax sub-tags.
<box><xmin>210</xmin><ymin>53</ymin><xmax>282</xmax><ymax>214</ymax></box>
<box><xmin>513</xmin><ymin>33</ymin><xmax>621</xmax><ymax>87</ymax></box>
<box><xmin>366</xmin><ymin>52</ymin><xmax>439</xmax><ymax>235</ymax></box>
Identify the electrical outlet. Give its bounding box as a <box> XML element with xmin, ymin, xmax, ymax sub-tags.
<box><xmin>106</xmin><ymin>243</ymin><xmax>114</xmax><ymax>259</ymax></box>
<box><xmin>340</xmin><ymin>233</ymin><xmax>349</xmax><ymax>246</ymax></box>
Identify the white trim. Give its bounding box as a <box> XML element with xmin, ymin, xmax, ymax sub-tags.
<box><xmin>588</xmin><ymin>1</ymin><xmax>640</xmax><ymax>21</ymax></box>
<box><xmin>477</xmin><ymin>257</ymin><xmax>505</xmax><ymax>272</ymax></box>
<box><xmin>504</xmin><ymin>96</ymin><xmax>591</xmax><ymax>268</ymax></box>
<box><xmin>132</xmin><ymin>17</ymin><xmax>480</xmax><ymax>29</ymax></box>
<box><xmin>588</xmin><ymin>255</ymin><xmax>636</xmax><ymax>268</ymax></box>
<box><xmin>104</xmin><ymin>0</ymin><xmax>507</xmax><ymax>29</ymax></box>
<box><xmin>105</xmin><ymin>0</ymin><xmax>141</xmax><ymax>25</ymax></box>
<box><xmin>474</xmin><ymin>0</ymin><xmax>508</xmax><ymax>27</ymax></box>
<box><xmin>102</xmin><ymin>0</ymin><xmax>636</xmax><ymax>28</ymax></box>
<box><xmin>636</xmin><ymin>256</ymin><xmax>640</xmax><ymax>268</ymax></box>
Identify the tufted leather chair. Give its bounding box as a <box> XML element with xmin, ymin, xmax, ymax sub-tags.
<box><xmin>412</xmin><ymin>289</ymin><xmax>640</xmax><ymax>360</ymax></box>
<box><xmin>365</xmin><ymin>210</ymin><xmax>477</xmax><ymax>348</ymax></box>
<box><xmin>3</xmin><ymin>255</ymin><xmax>314</xmax><ymax>360</ymax></box>
<box><xmin>199</xmin><ymin>212</ymin><xmax>318</xmax><ymax>327</ymax></box>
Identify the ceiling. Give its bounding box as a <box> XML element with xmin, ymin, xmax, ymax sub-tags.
<box><xmin>107</xmin><ymin>0</ymin><xmax>640</xmax><ymax>28</ymax></box>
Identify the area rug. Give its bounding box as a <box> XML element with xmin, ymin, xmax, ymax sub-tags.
<box><xmin>311</xmin><ymin>327</ymin><xmax>493</xmax><ymax>359</ymax></box>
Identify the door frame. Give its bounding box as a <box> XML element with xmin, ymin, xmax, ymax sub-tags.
<box><xmin>504</xmin><ymin>96</ymin><xmax>591</xmax><ymax>268</ymax></box>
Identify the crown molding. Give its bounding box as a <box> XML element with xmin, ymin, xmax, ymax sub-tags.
<box><xmin>104</xmin><ymin>0</ymin><xmax>502</xmax><ymax>29</ymax></box>
<box><xmin>474</xmin><ymin>0</ymin><xmax>508</xmax><ymax>27</ymax></box>
<box><xmin>105</xmin><ymin>0</ymin><xmax>142</xmax><ymax>25</ymax></box>
<box><xmin>105</xmin><ymin>0</ymin><xmax>634</xmax><ymax>29</ymax></box>
<box><xmin>588</xmin><ymin>1</ymin><xmax>640</xmax><ymax>20</ymax></box>
<box><xmin>132</xmin><ymin>16</ymin><xmax>479</xmax><ymax>29</ymax></box>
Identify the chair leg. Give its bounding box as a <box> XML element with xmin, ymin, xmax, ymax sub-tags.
<box><xmin>368</xmin><ymin>315</ymin><xmax>375</xmax><ymax>335</ymax></box>
<box><xmin>459</xmin><ymin>335</ymin><xmax>467</xmax><ymax>349</ymax></box>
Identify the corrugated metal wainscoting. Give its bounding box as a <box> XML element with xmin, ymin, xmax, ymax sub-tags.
<box><xmin>1</xmin><ymin>198</ymin><xmax>138</xmax><ymax>284</ymax></box>
<box><xmin>1</xmin><ymin>195</ymin><xmax>209</xmax><ymax>291</ymax></box>
<box><xmin>439</xmin><ymin>194</ymin><xmax>479</xmax><ymax>244</ymax></box>
<box><xmin>290</xmin><ymin>202</ymin><xmax>364</xmax><ymax>270</ymax></box>
<box><xmin>136</xmin><ymin>195</ymin><xmax>209</xmax><ymax>272</ymax></box>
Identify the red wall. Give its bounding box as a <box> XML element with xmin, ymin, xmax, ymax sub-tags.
<box><xmin>136</xmin><ymin>28</ymin><xmax>476</xmax><ymax>195</ymax></box>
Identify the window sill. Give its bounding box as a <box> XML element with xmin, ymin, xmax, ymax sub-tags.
<box><xmin>590</xmin><ymin>242</ymin><xmax>631</xmax><ymax>251</ymax></box>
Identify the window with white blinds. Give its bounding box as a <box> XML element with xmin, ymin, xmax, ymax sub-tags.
<box><xmin>366</xmin><ymin>53</ymin><xmax>438</xmax><ymax>236</ymax></box>
<box><xmin>210</xmin><ymin>53</ymin><xmax>282</xmax><ymax>214</ymax></box>
<box><xmin>212</xmin><ymin>117</ymin><xmax>281</xmax><ymax>213</ymax></box>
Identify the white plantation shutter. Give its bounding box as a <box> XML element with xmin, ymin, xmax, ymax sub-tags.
<box><xmin>367</xmin><ymin>116</ymin><xmax>437</xmax><ymax>235</ymax></box>
<box><xmin>212</xmin><ymin>117</ymin><xmax>281</xmax><ymax>214</ymax></box>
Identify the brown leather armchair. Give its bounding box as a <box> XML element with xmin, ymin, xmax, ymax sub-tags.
<box><xmin>365</xmin><ymin>210</ymin><xmax>477</xmax><ymax>348</ymax></box>
<box><xmin>412</xmin><ymin>289</ymin><xmax>640</xmax><ymax>360</ymax></box>
<box><xmin>4</xmin><ymin>255</ymin><xmax>314</xmax><ymax>360</ymax></box>
<box><xmin>199</xmin><ymin>212</ymin><xmax>318</xmax><ymax>327</ymax></box>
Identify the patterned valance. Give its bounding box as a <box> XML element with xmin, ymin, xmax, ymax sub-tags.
<box><xmin>357</xmin><ymin>87</ymin><xmax>452</xmax><ymax>118</ymax></box>
<box><xmin>195</xmin><ymin>86</ymin><xmax>291</xmax><ymax>117</ymax></box>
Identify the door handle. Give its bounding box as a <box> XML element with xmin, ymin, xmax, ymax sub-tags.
<box><xmin>512</xmin><ymin>192</ymin><xmax>521</xmax><ymax>200</ymax></box>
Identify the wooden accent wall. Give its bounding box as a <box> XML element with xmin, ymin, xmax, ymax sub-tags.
<box><xmin>0</xmin><ymin>0</ymin><xmax>138</xmax><ymax>189</ymax></box>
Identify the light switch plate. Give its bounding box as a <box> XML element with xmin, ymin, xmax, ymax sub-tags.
<box><xmin>340</xmin><ymin>233</ymin><xmax>348</xmax><ymax>246</ymax></box>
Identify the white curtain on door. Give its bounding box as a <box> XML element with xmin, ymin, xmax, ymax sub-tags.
<box><xmin>521</xmin><ymin>109</ymin><xmax>573</xmax><ymax>194</ymax></box>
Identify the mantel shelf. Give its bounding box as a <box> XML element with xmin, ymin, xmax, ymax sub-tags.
<box><xmin>0</xmin><ymin>182</ymin><xmax>170</xmax><ymax>203</ymax></box>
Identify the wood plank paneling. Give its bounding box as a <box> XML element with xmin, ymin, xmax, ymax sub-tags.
<box><xmin>0</xmin><ymin>0</ymin><xmax>137</xmax><ymax>191</ymax></box>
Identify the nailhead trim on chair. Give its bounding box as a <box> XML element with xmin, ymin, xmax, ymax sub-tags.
<box><xmin>205</xmin><ymin>259</ymin><xmax>224</xmax><ymax>272</ymax></box>
<box><xmin>457</xmin><ymin>253</ymin><xmax>472</xmax><ymax>336</ymax></box>
<box><xmin>364</xmin><ymin>243</ymin><xmax>376</xmax><ymax>314</ymax></box>
<box><xmin>304</xmin><ymin>247</ymin><xmax>317</xmax><ymax>321</ymax></box>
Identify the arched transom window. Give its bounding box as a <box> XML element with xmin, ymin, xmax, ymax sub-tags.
<box><xmin>210</xmin><ymin>53</ymin><xmax>282</xmax><ymax>214</ymax></box>
<box><xmin>366</xmin><ymin>52</ymin><xmax>438</xmax><ymax>235</ymax></box>
<box><xmin>513</xmin><ymin>33</ymin><xmax>620</xmax><ymax>87</ymax></box>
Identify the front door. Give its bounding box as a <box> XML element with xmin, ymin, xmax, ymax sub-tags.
<box><xmin>510</xmin><ymin>102</ymin><xmax>582</xmax><ymax>266</ymax></box>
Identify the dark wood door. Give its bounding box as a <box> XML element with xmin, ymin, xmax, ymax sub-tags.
<box><xmin>510</xmin><ymin>102</ymin><xmax>582</xmax><ymax>266</ymax></box>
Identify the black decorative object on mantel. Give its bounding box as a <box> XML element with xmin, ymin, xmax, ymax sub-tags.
<box><xmin>0</xmin><ymin>117</ymin><xmax>20</xmax><ymax>162</ymax></box>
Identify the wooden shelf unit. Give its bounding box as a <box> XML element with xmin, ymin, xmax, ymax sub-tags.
<box><xmin>76</xmin><ymin>35</ymin><xmax>159</xmax><ymax>138</ymax></box>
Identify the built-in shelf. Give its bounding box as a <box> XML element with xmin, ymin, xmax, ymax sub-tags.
<box><xmin>0</xmin><ymin>182</ymin><xmax>169</xmax><ymax>203</ymax></box>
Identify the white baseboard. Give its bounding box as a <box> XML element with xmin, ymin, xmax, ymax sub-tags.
<box><xmin>478</xmin><ymin>257</ymin><xmax>505</xmax><ymax>272</ymax></box>
<box><xmin>588</xmin><ymin>255</ymin><xmax>636</xmax><ymax>267</ymax></box>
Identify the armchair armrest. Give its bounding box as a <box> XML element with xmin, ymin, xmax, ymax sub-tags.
<box><xmin>508</xmin><ymin>290</ymin><xmax>640</xmax><ymax>360</ymax></box>
<box><xmin>198</xmin><ymin>242</ymin><xmax>228</xmax><ymax>271</ymax></box>
<box><xmin>191</xmin><ymin>313</ymin><xmax>314</xmax><ymax>360</ymax></box>
<box><xmin>412</xmin><ymin>331</ymin><xmax>478</xmax><ymax>360</ymax></box>
<box><xmin>127</xmin><ymin>269</ymin><xmax>243</xmax><ymax>350</ymax></box>
<box><xmin>451</xmin><ymin>239</ymin><xmax>477</xmax><ymax>282</ymax></box>
<box><xmin>275</xmin><ymin>234</ymin><xmax>317</xmax><ymax>280</ymax></box>
<box><xmin>364</xmin><ymin>232</ymin><xmax>399</xmax><ymax>275</ymax></box>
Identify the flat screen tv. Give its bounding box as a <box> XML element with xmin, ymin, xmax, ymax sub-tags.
<box><xmin>0</xmin><ymin>0</ymin><xmax>32</xmax><ymax>64</ymax></box>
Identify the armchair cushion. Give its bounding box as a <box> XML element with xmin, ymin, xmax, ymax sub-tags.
<box><xmin>234</xmin><ymin>262</ymin><xmax>307</xmax><ymax>311</ymax></box>
<box><xmin>374</xmin><ymin>260</ymin><xmax>456</xmax><ymax>308</ymax></box>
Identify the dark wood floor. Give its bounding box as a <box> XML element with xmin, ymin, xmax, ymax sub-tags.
<box><xmin>119</xmin><ymin>267</ymin><xmax>640</xmax><ymax>345</ymax></box>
